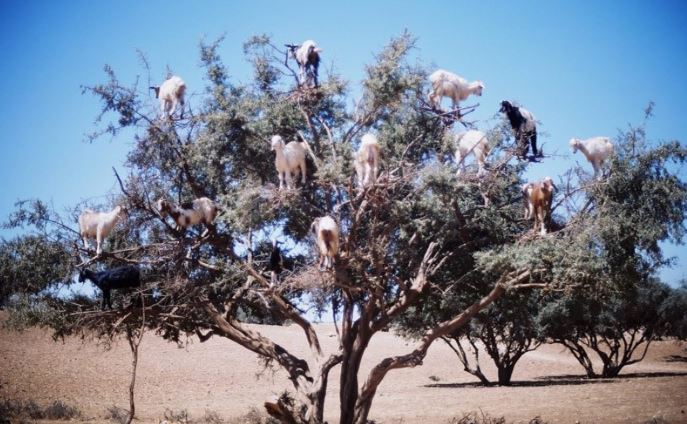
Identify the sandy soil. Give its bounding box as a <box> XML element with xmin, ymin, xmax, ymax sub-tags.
<box><xmin>1</xmin><ymin>320</ymin><xmax>686</xmax><ymax>423</ymax></box>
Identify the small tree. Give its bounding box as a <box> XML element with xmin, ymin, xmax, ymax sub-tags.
<box><xmin>537</xmin><ymin>279</ymin><xmax>674</xmax><ymax>378</ymax></box>
<box><xmin>660</xmin><ymin>281</ymin><xmax>687</xmax><ymax>340</ymax></box>
<box><xmin>447</xmin><ymin>291</ymin><xmax>542</xmax><ymax>386</ymax></box>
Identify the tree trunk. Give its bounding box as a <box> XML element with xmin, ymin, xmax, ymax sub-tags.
<box><xmin>442</xmin><ymin>336</ymin><xmax>491</xmax><ymax>386</ymax></box>
<box><xmin>561</xmin><ymin>340</ymin><xmax>598</xmax><ymax>378</ymax></box>
<box><xmin>125</xmin><ymin>295</ymin><xmax>145</xmax><ymax>424</ymax></box>
<box><xmin>601</xmin><ymin>363</ymin><xmax>622</xmax><ymax>378</ymax></box>
<box><xmin>127</xmin><ymin>345</ymin><xmax>138</xmax><ymax>424</ymax></box>
<box><xmin>340</xmin><ymin>338</ymin><xmax>370</xmax><ymax>424</ymax></box>
<box><xmin>497</xmin><ymin>364</ymin><xmax>515</xmax><ymax>386</ymax></box>
<box><xmin>339</xmin><ymin>361</ymin><xmax>359</xmax><ymax>424</ymax></box>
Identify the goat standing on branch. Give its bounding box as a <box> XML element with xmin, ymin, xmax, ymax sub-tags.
<box><xmin>150</xmin><ymin>75</ymin><xmax>186</xmax><ymax>118</ymax></box>
<box><xmin>428</xmin><ymin>69</ymin><xmax>484</xmax><ymax>111</ymax></box>
<box><xmin>500</xmin><ymin>100</ymin><xmax>540</xmax><ymax>160</ymax></box>
<box><xmin>79</xmin><ymin>205</ymin><xmax>127</xmax><ymax>255</ymax></box>
<box><xmin>311</xmin><ymin>216</ymin><xmax>339</xmax><ymax>271</ymax></box>
<box><xmin>287</xmin><ymin>40</ymin><xmax>322</xmax><ymax>88</ymax></box>
<box><xmin>354</xmin><ymin>133</ymin><xmax>381</xmax><ymax>190</ymax></box>
<box><xmin>156</xmin><ymin>197</ymin><xmax>217</xmax><ymax>236</ymax></box>
<box><xmin>270</xmin><ymin>134</ymin><xmax>318</xmax><ymax>190</ymax></box>
<box><xmin>78</xmin><ymin>265</ymin><xmax>141</xmax><ymax>310</ymax></box>
<box><xmin>570</xmin><ymin>136</ymin><xmax>614</xmax><ymax>179</ymax></box>
<box><xmin>522</xmin><ymin>176</ymin><xmax>556</xmax><ymax>235</ymax></box>
<box><xmin>455</xmin><ymin>130</ymin><xmax>490</xmax><ymax>176</ymax></box>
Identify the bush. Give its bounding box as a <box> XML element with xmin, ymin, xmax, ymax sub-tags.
<box><xmin>448</xmin><ymin>411</ymin><xmax>548</xmax><ymax>424</ymax></box>
<box><xmin>105</xmin><ymin>405</ymin><xmax>129</xmax><ymax>424</ymax></box>
<box><xmin>0</xmin><ymin>398</ymin><xmax>81</xmax><ymax>421</ymax></box>
<box><xmin>227</xmin><ymin>407</ymin><xmax>279</xmax><ymax>424</ymax></box>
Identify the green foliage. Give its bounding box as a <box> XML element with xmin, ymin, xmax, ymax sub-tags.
<box><xmin>0</xmin><ymin>235</ymin><xmax>74</xmax><ymax>305</ymax></box>
<box><xmin>659</xmin><ymin>281</ymin><xmax>687</xmax><ymax>339</ymax></box>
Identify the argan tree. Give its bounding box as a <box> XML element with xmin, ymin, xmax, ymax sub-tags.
<box><xmin>537</xmin><ymin>278</ymin><xmax>677</xmax><ymax>378</ymax></box>
<box><xmin>398</xmin><ymin>289</ymin><xmax>543</xmax><ymax>386</ymax></box>
<box><xmin>536</xmin><ymin>112</ymin><xmax>687</xmax><ymax>378</ymax></box>
<box><xmin>3</xmin><ymin>33</ymin><xmax>685</xmax><ymax>424</ymax></box>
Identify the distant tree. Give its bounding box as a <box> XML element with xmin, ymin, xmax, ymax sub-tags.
<box><xmin>0</xmin><ymin>200</ymin><xmax>77</xmax><ymax>307</ymax></box>
<box><xmin>537</xmin><ymin>278</ymin><xmax>682</xmax><ymax>378</ymax></box>
<box><xmin>2</xmin><ymin>33</ymin><xmax>685</xmax><ymax>424</ymax></box>
<box><xmin>660</xmin><ymin>281</ymin><xmax>687</xmax><ymax>340</ymax></box>
<box><xmin>446</xmin><ymin>291</ymin><xmax>542</xmax><ymax>386</ymax></box>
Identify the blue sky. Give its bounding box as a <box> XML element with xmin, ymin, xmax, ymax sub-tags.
<box><xmin>1</xmin><ymin>1</ymin><xmax>686</xmax><ymax>285</ymax></box>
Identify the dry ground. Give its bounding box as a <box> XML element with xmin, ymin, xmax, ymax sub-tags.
<box><xmin>1</xmin><ymin>320</ymin><xmax>686</xmax><ymax>423</ymax></box>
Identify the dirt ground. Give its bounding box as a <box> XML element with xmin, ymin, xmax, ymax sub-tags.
<box><xmin>1</xmin><ymin>320</ymin><xmax>686</xmax><ymax>424</ymax></box>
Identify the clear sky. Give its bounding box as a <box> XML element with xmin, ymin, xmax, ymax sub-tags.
<box><xmin>1</xmin><ymin>1</ymin><xmax>686</xmax><ymax>285</ymax></box>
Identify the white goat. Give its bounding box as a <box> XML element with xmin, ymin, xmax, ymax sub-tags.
<box><xmin>79</xmin><ymin>205</ymin><xmax>126</xmax><ymax>255</ymax></box>
<box><xmin>455</xmin><ymin>130</ymin><xmax>490</xmax><ymax>176</ymax></box>
<box><xmin>354</xmin><ymin>133</ymin><xmax>381</xmax><ymax>189</ymax></box>
<box><xmin>523</xmin><ymin>177</ymin><xmax>556</xmax><ymax>235</ymax></box>
<box><xmin>521</xmin><ymin>183</ymin><xmax>534</xmax><ymax>219</ymax></box>
<box><xmin>569</xmin><ymin>136</ymin><xmax>614</xmax><ymax>178</ymax></box>
<box><xmin>292</xmin><ymin>40</ymin><xmax>322</xmax><ymax>87</ymax></box>
<box><xmin>311</xmin><ymin>216</ymin><xmax>339</xmax><ymax>270</ymax></box>
<box><xmin>156</xmin><ymin>197</ymin><xmax>217</xmax><ymax>235</ymax></box>
<box><xmin>429</xmin><ymin>69</ymin><xmax>484</xmax><ymax>110</ymax></box>
<box><xmin>270</xmin><ymin>135</ymin><xmax>317</xmax><ymax>190</ymax></box>
<box><xmin>150</xmin><ymin>75</ymin><xmax>186</xmax><ymax>118</ymax></box>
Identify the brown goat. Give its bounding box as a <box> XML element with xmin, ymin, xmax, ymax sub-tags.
<box><xmin>524</xmin><ymin>176</ymin><xmax>556</xmax><ymax>235</ymax></box>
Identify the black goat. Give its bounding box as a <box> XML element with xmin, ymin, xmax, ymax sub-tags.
<box><xmin>268</xmin><ymin>239</ymin><xmax>283</xmax><ymax>286</ymax></box>
<box><xmin>500</xmin><ymin>100</ymin><xmax>540</xmax><ymax>160</ymax></box>
<box><xmin>78</xmin><ymin>265</ymin><xmax>141</xmax><ymax>310</ymax></box>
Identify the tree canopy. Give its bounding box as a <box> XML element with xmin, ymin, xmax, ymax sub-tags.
<box><xmin>2</xmin><ymin>33</ymin><xmax>686</xmax><ymax>424</ymax></box>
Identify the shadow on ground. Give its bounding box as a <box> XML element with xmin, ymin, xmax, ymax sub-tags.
<box><xmin>665</xmin><ymin>354</ymin><xmax>687</xmax><ymax>363</ymax></box>
<box><xmin>424</xmin><ymin>371</ymin><xmax>687</xmax><ymax>388</ymax></box>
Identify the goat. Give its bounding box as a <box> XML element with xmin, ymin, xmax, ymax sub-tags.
<box><xmin>569</xmin><ymin>136</ymin><xmax>614</xmax><ymax>178</ymax></box>
<box><xmin>521</xmin><ymin>183</ymin><xmax>534</xmax><ymax>219</ymax></box>
<box><xmin>455</xmin><ymin>130</ymin><xmax>490</xmax><ymax>176</ymax></box>
<box><xmin>269</xmin><ymin>239</ymin><xmax>283</xmax><ymax>286</ymax></box>
<box><xmin>311</xmin><ymin>216</ymin><xmax>339</xmax><ymax>271</ymax></box>
<box><xmin>79</xmin><ymin>205</ymin><xmax>126</xmax><ymax>255</ymax></box>
<box><xmin>500</xmin><ymin>100</ymin><xmax>539</xmax><ymax>159</ymax></box>
<box><xmin>156</xmin><ymin>197</ymin><xmax>217</xmax><ymax>235</ymax></box>
<box><xmin>150</xmin><ymin>75</ymin><xmax>186</xmax><ymax>118</ymax></box>
<box><xmin>78</xmin><ymin>265</ymin><xmax>140</xmax><ymax>310</ymax></box>
<box><xmin>288</xmin><ymin>40</ymin><xmax>322</xmax><ymax>87</ymax></box>
<box><xmin>428</xmin><ymin>69</ymin><xmax>484</xmax><ymax>110</ymax></box>
<box><xmin>354</xmin><ymin>133</ymin><xmax>381</xmax><ymax>189</ymax></box>
<box><xmin>523</xmin><ymin>177</ymin><xmax>556</xmax><ymax>235</ymax></box>
<box><xmin>270</xmin><ymin>135</ymin><xmax>317</xmax><ymax>190</ymax></box>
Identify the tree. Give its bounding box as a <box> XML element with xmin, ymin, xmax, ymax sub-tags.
<box><xmin>660</xmin><ymin>281</ymin><xmax>687</xmax><ymax>340</ymax></box>
<box><xmin>536</xmin><ymin>110</ymin><xmax>687</xmax><ymax>378</ymax></box>
<box><xmin>443</xmin><ymin>291</ymin><xmax>542</xmax><ymax>386</ymax></box>
<box><xmin>2</xmin><ymin>34</ymin><xmax>683</xmax><ymax>424</ymax></box>
<box><xmin>537</xmin><ymin>278</ymin><xmax>678</xmax><ymax>378</ymax></box>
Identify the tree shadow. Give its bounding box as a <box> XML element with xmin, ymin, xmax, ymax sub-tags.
<box><xmin>665</xmin><ymin>354</ymin><xmax>687</xmax><ymax>363</ymax></box>
<box><xmin>426</xmin><ymin>379</ymin><xmax>613</xmax><ymax>389</ymax></box>
<box><xmin>424</xmin><ymin>371</ymin><xmax>687</xmax><ymax>389</ymax></box>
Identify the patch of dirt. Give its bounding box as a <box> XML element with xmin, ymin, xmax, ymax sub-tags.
<box><xmin>1</xmin><ymin>320</ymin><xmax>686</xmax><ymax>423</ymax></box>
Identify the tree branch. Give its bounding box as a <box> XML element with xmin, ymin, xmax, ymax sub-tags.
<box><xmin>243</xmin><ymin>263</ymin><xmax>323</xmax><ymax>357</ymax></box>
